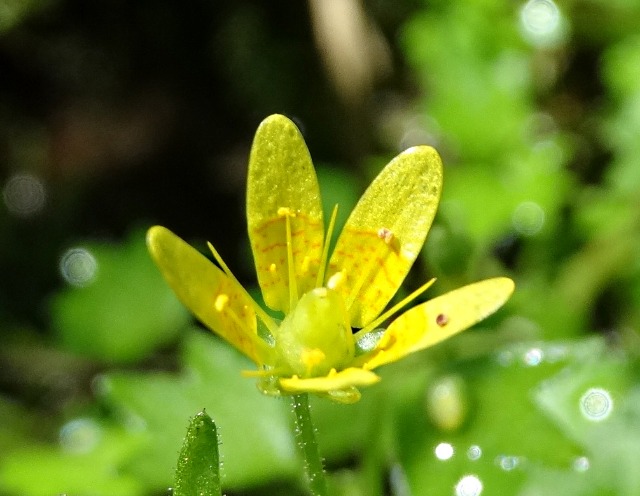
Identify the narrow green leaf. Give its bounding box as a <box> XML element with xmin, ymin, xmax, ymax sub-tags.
<box><xmin>173</xmin><ymin>410</ymin><xmax>221</xmax><ymax>496</ymax></box>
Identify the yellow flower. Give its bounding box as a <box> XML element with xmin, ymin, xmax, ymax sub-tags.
<box><xmin>147</xmin><ymin>114</ymin><xmax>514</xmax><ymax>403</ymax></box>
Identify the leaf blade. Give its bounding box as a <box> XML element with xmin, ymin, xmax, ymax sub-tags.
<box><xmin>173</xmin><ymin>410</ymin><xmax>222</xmax><ymax>496</ymax></box>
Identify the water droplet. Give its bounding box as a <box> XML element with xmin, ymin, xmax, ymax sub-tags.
<box><xmin>467</xmin><ymin>445</ymin><xmax>482</xmax><ymax>461</ymax></box>
<box><xmin>572</xmin><ymin>456</ymin><xmax>590</xmax><ymax>473</ymax></box>
<box><xmin>580</xmin><ymin>388</ymin><xmax>613</xmax><ymax>422</ymax></box>
<box><xmin>435</xmin><ymin>442</ymin><xmax>454</xmax><ymax>461</ymax></box>
<box><xmin>59</xmin><ymin>247</ymin><xmax>98</xmax><ymax>287</ymax></box>
<box><xmin>519</xmin><ymin>0</ymin><xmax>565</xmax><ymax>47</ymax></box>
<box><xmin>2</xmin><ymin>172</ymin><xmax>46</xmax><ymax>217</ymax></box>
<box><xmin>455</xmin><ymin>474</ymin><xmax>483</xmax><ymax>496</ymax></box>
<box><xmin>355</xmin><ymin>328</ymin><xmax>384</xmax><ymax>354</ymax></box>
<box><xmin>512</xmin><ymin>201</ymin><xmax>545</xmax><ymax>236</ymax></box>
<box><xmin>523</xmin><ymin>347</ymin><xmax>544</xmax><ymax>366</ymax></box>
<box><xmin>59</xmin><ymin>418</ymin><xmax>101</xmax><ymax>454</ymax></box>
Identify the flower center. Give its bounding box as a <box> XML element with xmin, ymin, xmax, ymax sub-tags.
<box><xmin>273</xmin><ymin>287</ymin><xmax>355</xmax><ymax>378</ymax></box>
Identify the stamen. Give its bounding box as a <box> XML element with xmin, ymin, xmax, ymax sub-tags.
<box><xmin>277</xmin><ymin>207</ymin><xmax>296</xmax><ymax>218</ymax></box>
<box><xmin>214</xmin><ymin>294</ymin><xmax>229</xmax><ymax>312</ymax></box>
<box><xmin>354</xmin><ymin>278</ymin><xmax>437</xmax><ymax>341</ymax></box>
<box><xmin>316</xmin><ymin>204</ymin><xmax>339</xmax><ymax>288</ymax></box>
<box><xmin>213</xmin><ymin>290</ymin><xmax>265</xmax><ymax>359</ymax></box>
<box><xmin>279</xmin><ymin>207</ymin><xmax>298</xmax><ymax>310</ymax></box>
<box><xmin>207</xmin><ymin>242</ymin><xmax>278</xmax><ymax>335</ymax></box>
<box><xmin>269</xmin><ymin>263</ymin><xmax>277</xmax><ymax>274</ymax></box>
<box><xmin>326</xmin><ymin>269</ymin><xmax>345</xmax><ymax>290</ymax></box>
<box><xmin>377</xmin><ymin>227</ymin><xmax>394</xmax><ymax>244</ymax></box>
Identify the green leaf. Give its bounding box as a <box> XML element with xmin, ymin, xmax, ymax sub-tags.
<box><xmin>390</xmin><ymin>336</ymin><xmax>640</xmax><ymax>495</ymax></box>
<box><xmin>0</xmin><ymin>422</ymin><xmax>145</xmax><ymax>496</ymax></box>
<box><xmin>51</xmin><ymin>229</ymin><xmax>188</xmax><ymax>363</ymax></box>
<box><xmin>533</xmin><ymin>341</ymin><xmax>640</xmax><ymax>495</ymax></box>
<box><xmin>174</xmin><ymin>411</ymin><xmax>222</xmax><ymax>496</ymax></box>
<box><xmin>98</xmin><ymin>330</ymin><xmax>299</xmax><ymax>492</ymax></box>
<box><xmin>395</xmin><ymin>340</ymin><xmax>591</xmax><ymax>495</ymax></box>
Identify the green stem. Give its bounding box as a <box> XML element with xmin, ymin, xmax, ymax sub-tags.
<box><xmin>292</xmin><ymin>393</ymin><xmax>328</xmax><ymax>496</ymax></box>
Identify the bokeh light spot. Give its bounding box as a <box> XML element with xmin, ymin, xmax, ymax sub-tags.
<box><xmin>455</xmin><ymin>475</ymin><xmax>483</xmax><ymax>496</ymax></box>
<box><xmin>580</xmin><ymin>388</ymin><xmax>613</xmax><ymax>421</ymax></box>
<box><xmin>520</xmin><ymin>0</ymin><xmax>566</xmax><ymax>47</ymax></box>
<box><xmin>2</xmin><ymin>172</ymin><xmax>46</xmax><ymax>217</ymax></box>
<box><xmin>467</xmin><ymin>445</ymin><xmax>482</xmax><ymax>461</ymax></box>
<box><xmin>59</xmin><ymin>418</ymin><xmax>101</xmax><ymax>454</ymax></box>
<box><xmin>496</xmin><ymin>455</ymin><xmax>523</xmax><ymax>471</ymax></box>
<box><xmin>523</xmin><ymin>347</ymin><xmax>544</xmax><ymax>366</ymax></box>
<box><xmin>426</xmin><ymin>375</ymin><xmax>467</xmax><ymax>431</ymax></box>
<box><xmin>435</xmin><ymin>442</ymin><xmax>454</xmax><ymax>461</ymax></box>
<box><xmin>512</xmin><ymin>201</ymin><xmax>545</xmax><ymax>236</ymax></box>
<box><xmin>59</xmin><ymin>247</ymin><xmax>98</xmax><ymax>287</ymax></box>
<box><xmin>573</xmin><ymin>456</ymin><xmax>590</xmax><ymax>472</ymax></box>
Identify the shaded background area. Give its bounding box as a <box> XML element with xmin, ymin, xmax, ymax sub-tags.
<box><xmin>2</xmin><ymin>0</ymin><xmax>640</xmax><ymax>495</ymax></box>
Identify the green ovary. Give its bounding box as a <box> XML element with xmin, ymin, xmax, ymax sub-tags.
<box><xmin>274</xmin><ymin>287</ymin><xmax>355</xmax><ymax>378</ymax></box>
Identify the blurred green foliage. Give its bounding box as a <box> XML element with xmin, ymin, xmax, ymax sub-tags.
<box><xmin>52</xmin><ymin>231</ymin><xmax>187</xmax><ymax>363</ymax></box>
<box><xmin>2</xmin><ymin>0</ymin><xmax>640</xmax><ymax>495</ymax></box>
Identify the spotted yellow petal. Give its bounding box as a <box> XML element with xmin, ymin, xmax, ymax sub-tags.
<box><xmin>361</xmin><ymin>277</ymin><xmax>515</xmax><ymax>370</ymax></box>
<box><xmin>326</xmin><ymin>146</ymin><xmax>443</xmax><ymax>328</ymax></box>
<box><xmin>247</xmin><ymin>115</ymin><xmax>324</xmax><ymax>313</ymax></box>
<box><xmin>146</xmin><ymin>226</ymin><xmax>268</xmax><ymax>365</ymax></box>
<box><xmin>279</xmin><ymin>367</ymin><xmax>380</xmax><ymax>394</ymax></box>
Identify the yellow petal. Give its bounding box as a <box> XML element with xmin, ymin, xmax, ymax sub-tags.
<box><xmin>247</xmin><ymin>115</ymin><xmax>324</xmax><ymax>313</ymax></box>
<box><xmin>146</xmin><ymin>226</ymin><xmax>268</xmax><ymax>365</ymax></box>
<box><xmin>362</xmin><ymin>277</ymin><xmax>515</xmax><ymax>370</ymax></box>
<box><xmin>278</xmin><ymin>367</ymin><xmax>380</xmax><ymax>393</ymax></box>
<box><xmin>327</xmin><ymin>146</ymin><xmax>443</xmax><ymax>328</ymax></box>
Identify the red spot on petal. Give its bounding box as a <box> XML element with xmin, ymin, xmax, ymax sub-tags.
<box><xmin>436</xmin><ymin>313</ymin><xmax>449</xmax><ymax>327</ymax></box>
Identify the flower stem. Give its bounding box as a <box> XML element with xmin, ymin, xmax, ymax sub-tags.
<box><xmin>292</xmin><ymin>393</ymin><xmax>328</xmax><ymax>496</ymax></box>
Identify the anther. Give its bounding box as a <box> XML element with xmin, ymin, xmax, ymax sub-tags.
<box><xmin>214</xmin><ymin>294</ymin><xmax>229</xmax><ymax>312</ymax></box>
<box><xmin>327</xmin><ymin>270</ymin><xmax>346</xmax><ymax>289</ymax></box>
<box><xmin>269</xmin><ymin>263</ymin><xmax>277</xmax><ymax>273</ymax></box>
<box><xmin>377</xmin><ymin>227</ymin><xmax>394</xmax><ymax>244</ymax></box>
<box><xmin>277</xmin><ymin>207</ymin><xmax>296</xmax><ymax>217</ymax></box>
